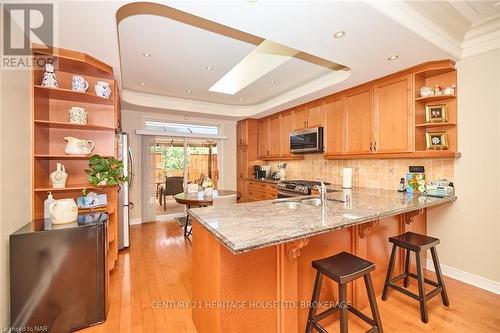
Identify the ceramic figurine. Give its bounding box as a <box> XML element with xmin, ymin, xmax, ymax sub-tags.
<box><xmin>50</xmin><ymin>163</ymin><xmax>68</xmax><ymax>188</ymax></box>
<box><xmin>433</xmin><ymin>84</ymin><xmax>443</xmax><ymax>96</ymax></box>
<box><xmin>64</xmin><ymin>136</ymin><xmax>95</xmax><ymax>155</ymax></box>
<box><xmin>95</xmin><ymin>81</ymin><xmax>112</xmax><ymax>98</ymax></box>
<box><xmin>41</xmin><ymin>63</ymin><xmax>58</xmax><ymax>88</ymax></box>
<box><xmin>69</xmin><ymin>106</ymin><xmax>88</xmax><ymax>125</ymax></box>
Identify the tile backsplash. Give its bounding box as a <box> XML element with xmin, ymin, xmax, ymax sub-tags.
<box><xmin>267</xmin><ymin>154</ymin><xmax>454</xmax><ymax>190</ymax></box>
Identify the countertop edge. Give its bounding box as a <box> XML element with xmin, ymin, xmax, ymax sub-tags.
<box><xmin>189</xmin><ymin>195</ymin><xmax>456</xmax><ymax>255</ymax></box>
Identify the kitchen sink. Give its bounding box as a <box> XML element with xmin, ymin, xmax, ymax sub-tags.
<box><xmin>273</xmin><ymin>200</ymin><xmax>303</xmax><ymax>209</ymax></box>
<box><xmin>300</xmin><ymin>198</ymin><xmax>322</xmax><ymax>206</ymax></box>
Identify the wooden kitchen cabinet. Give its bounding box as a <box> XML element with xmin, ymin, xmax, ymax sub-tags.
<box><xmin>324</xmin><ymin>97</ymin><xmax>346</xmax><ymax>155</ymax></box>
<box><xmin>373</xmin><ymin>75</ymin><xmax>412</xmax><ymax>153</ymax></box>
<box><xmin>269</xmin><ymin>115</ymin><xmax>281</xmax><ymax>157</ymax></box>
<box><xmin>236</xmin><ymin>119</ymin><xmax>259</xmax><ymax>202</ymax></box>
<box><xmin>293</xmin><ymin>103</ymin><xmax>324</xmax><ymax>130</ymax></box>
<box><xmin>258</xmin><ymin>118</ymin><xmax>270</xmax><ymax>158</ymax></box>
<box><xmin>280</xmin><ymin>111</ymin><xmax>294</xmax><ymax>156</ymax></box>
<box><xmin>247</xmin><ymin>181</ymin><xmax>278</xmax><ymax>202</ymax></box>
<box><xmin>346</xmin><ymin>87</ymin><xmax>373</xmax><ymax>154</ymax></box>
<box><xmin>236</xmin><ymin>120</ymin><xmax>247</xmax><ymax>147</ymax></box>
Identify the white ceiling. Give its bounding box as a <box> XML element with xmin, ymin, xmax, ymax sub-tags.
<box><xmin>450</xmin><ymin>1</ymin><xmax>500</xmax><ymax>25</ymax></box>
<box><xmin>118</xmin><ymin>14</ymin><xmax>334</xmax><ymax>106</ymax></box>
<box><xmin>52</xmin><ymin>1</ymin><xmax>499</xmax><ymax>119</ymax></box>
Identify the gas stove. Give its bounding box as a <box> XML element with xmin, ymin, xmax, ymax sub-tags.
<box><xmin>277</xmin><ymin>180</ymin><xmax>331</xmax><ymax>197</ymax></box>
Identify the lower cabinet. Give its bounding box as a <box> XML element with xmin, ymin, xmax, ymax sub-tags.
<box><xmin>247</xmin><ymin>181</ymin><xmax>278</xmax><ymax>202</ymax></box>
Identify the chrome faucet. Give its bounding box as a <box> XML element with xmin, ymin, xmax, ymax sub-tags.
<box><xmin>315</xmin><ymin>181</ymin><xmax>328</xmax><ymax>206</ymax></box>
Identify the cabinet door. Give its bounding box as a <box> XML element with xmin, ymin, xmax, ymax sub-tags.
<box><xmin>258</xmin><ymin>118</ymin><xmax>270</xmax><ymax>158</ymax></box>
<box><xmin>293</xmin><ymin>108</ymin><xmax>308</xmax><ymax>130</ymax></box>
<box><xmin>280</xmin><ymin>111</ymin><xmax>294</xmax><ymax>156</ymax></box>
<box><xmin>269</xmin><ymin>115</ymin><xmax>281</xmax><ymax>157</ymax></box>
<box><xmin>237</xmin><ymin>147</ymin><xmax>248</xmax><ymax>179</ymax></box>
<box><xmin>325</xmin><ymin>98</ymin><xmax>346</xmax><ymax>155</ymax></box>
<box><xmin>373</xmin><ymin>75</ymin><xmax>412</xmax><ymax>153</ymax></box>
<box><xmin>237</xmin><ymin>120</ymin><xmax>248</xmax><ymax>147</ymax></box>
<box><xmin>307</xmin><ymin>103</ymin><xmax>324</xmax><ymax>128</ymax></box>
<box><xmin>346</xmin><ymin>88</ymin><xmax>373</xmax><ymax>154</ymax></box>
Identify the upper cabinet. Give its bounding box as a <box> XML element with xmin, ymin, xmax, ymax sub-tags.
<box><xmin>258</xmin><ymin>118</ymin><xmax>270</xmax><ymax>158</ymax></box>
<box><xmin>373</xmin><ymin>75</ymin><xmax>412</xmax><ymax>153</ymax></box>
<box><xmin>324</xmin><ymin>97</ymin><xmax>346</xmax><ymax>155</ymax></box>
<box><xmin>269</xmin><ymin>115</ymin><xmax>281</xmax><ymax>157</ymax></box>
<box><xmin>236</xmin><ymin>120</ymin><xmax>248</xmax><ymax>147</ymax></box>
<box><xmin>280</xmin><ymin>111</ymin><xmax>294</xmax><ymax>156</ymax></box>
<box><xmin>345</xmin><ymin>87</ymin><xmax>373</xmax><ymax>154</ymax></box>
<box><xmin>293</xmin><ymin>103</ymin><xmax>324</xmax><ymax>130</ymax></box>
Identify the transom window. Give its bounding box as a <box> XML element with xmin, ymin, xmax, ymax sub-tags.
<box><xmin>145</xmin><ymin>120</ymin><xmax>219</xmax><ymax>135</ymax></box>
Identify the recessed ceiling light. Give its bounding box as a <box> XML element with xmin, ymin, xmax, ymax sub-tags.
<box><xmin>187</xmin><ymin>89</ymin><xmax>192</xmax><ymax>94</ymax></box>
<box><xmin>387</xmin><ymin>54</ymin><xmax>399</xmax><ymax>61</ymax></box>
<box><xmin>205</xmin><ymin>66</ymin><xmax>214</xmax><ymax>71</ymax></box>
<box><xmin>333</xmin><ymin>31</ymin><xmax>346</xmax><ymax>39</ymax></box>
<box><xmin>269</xmin><ymin>80</ymin><xmax>276</xmax><ymax>85</ymax></box>
<box><xmin>140</xmin><ymin>82</ymin><xmax>145</xmax><ymax>86</ymax></box>
<box><xmin>239</xmin><ymin>97</ymin><xmax>243</xmax><ymax>101</ymax></box>
<box><xmin>142</xmin><ymin>52</ymin><xmax>151</xmax><ymax>57</ymax></box>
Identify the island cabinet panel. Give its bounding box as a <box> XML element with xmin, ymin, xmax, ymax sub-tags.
<box><xmin>269</xmin><ymin>115</ymin><xmax>281</xmax><ymax>157</ymax></box>
<box><xmin>237</xmin><ymin>147</ymin><xmax>248</xmax><ymax>202</ymax></box>
<box><xmin>324</xmin><ymin>97</ymin><xmax>346</xmax><ymax>155</ymax></box>
<box><xmin>258</xmin><ymin>118</ymin><xmax>271</xmax><ymax>158</ymax></box>
<box><xmin>373</xmin><ymin>75</ymin><xmax>413</xmax><ymax>153</ymax></box>
<box><xmin>280</xmin><ymin>111</ymin><xmax>294</xmax><ymax>156</ymax></box>
<box><xmin>346</xmin><ymin>87</ymin><xmax>373</xmax><ymax>154</ymax></box>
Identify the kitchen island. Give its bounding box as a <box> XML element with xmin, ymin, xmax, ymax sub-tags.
<box><xmin>188</xmin><ymin>188</ymin><xmax>454</xmax><ymax>333</ymax></box>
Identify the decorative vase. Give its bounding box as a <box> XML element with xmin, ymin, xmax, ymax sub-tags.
<box><xmin>204</xmin><ymin>187</ymin><xmax>214</xmax><ymax>196</ymax></box>
<box><xmin>40</xmin><ymin>63</ymin><xmax>58</xmax><ymax>88</ymax></box>
<box><xmin>278</xmin><ymin>168</ymin><xmax>287</xmax><ymax>181</ymax></box>
<box><xmin>49</xmin><ymin>198</ymin><xmax>78</xmax><ymax>224</ymax></box>
<box><xmin>50</xmin><ymin>163</ymin><xmax>68</xmax><ymax>188</ymax></box>
<box><xmin>64</xmin><ymin>136</ymin><xmax>95</xmax><ymax>155</ymax></box>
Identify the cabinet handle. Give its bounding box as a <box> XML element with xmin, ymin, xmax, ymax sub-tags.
<box><xmin>304</xmin><ymin>121</ymin><xmax>307</xmax><ymax>128</ymax></box>
<box><xmin>374</xmin><ymin>141</ymin><xmax>377</xmax><ymax>151</ymax></box>
<box><xmin>370</xmin><ymin>142</ymin><xmax>373</xmax><ymax>152</ymax></box>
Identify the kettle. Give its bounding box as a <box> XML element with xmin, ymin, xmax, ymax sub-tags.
<box><xmin>49</xmin><ymin>198</ymin><xmax>78</xmax><ymax>224</ymax></box>
<box><xmin>64</xmin><ymin>136</ymin><xmax>95</xmax><ymax>155</ymax></box>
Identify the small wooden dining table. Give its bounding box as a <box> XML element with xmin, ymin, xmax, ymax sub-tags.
<box><xmin>174</xmin><ymin>190</ymin><xmax>242</xmax><ymax>237</ymax></box>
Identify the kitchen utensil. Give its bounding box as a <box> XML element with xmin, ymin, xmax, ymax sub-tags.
<box><xmin>64</xmin><ymin>136</ymin><xmax>95</xmax><ymax>155</ymax></box>
<box><xmin>72</xmin><ymin>75</ymin><xmax>89</xmax><ymax>92</ymax></box>
<box><xmin>69</xmin><ymin>106</ymin><xmax>88</xmax><ymax>124</ymax></box>
<box><xmin>95</xmin><ymin>81</ymin><xmax>112</xmax><ymax>98</ymax></box>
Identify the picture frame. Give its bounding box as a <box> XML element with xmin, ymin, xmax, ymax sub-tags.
<box><xmin>425</xmin><ymin>104</ymin><xmax>448</xmax><ymax>123</ymax></box>
<box><xmin>426</xmin><ymin>132</ymin><xmax>449</xmax><ymax>150</ymax></box>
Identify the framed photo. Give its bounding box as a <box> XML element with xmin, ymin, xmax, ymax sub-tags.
<box><xmin>426</xmin><ymin>132</ymin><xmax>449</xmax><ymax>150</ymax></box>
<box><xmin>425</xmin><ymin>104</ymin><xmax>448</xmax><ymax>123</ymax></box>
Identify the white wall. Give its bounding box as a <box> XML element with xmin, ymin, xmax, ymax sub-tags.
<box><xmin>121</xmin><ymin>109</ymin><xmax>237</xmax><ymax>222</ymax></box>
<box><xmin>0</xmin><ymin>68</ymin><xmax>32</xmax><ymax>326</ymax></box>
<box><xmin>428</xmin><ymin>48</ymin><xmax>500</xmax><ymax>283</ymax></box>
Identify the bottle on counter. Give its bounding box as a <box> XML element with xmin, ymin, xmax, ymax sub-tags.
<box><xmin>44</xmin><ymin>192</ymin><xmax>55</xmax><ymax>219</ymax></box>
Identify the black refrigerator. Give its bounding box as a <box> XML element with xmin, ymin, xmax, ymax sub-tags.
<box><xmin>10</xmin><ymin>212</ymin><xmax>109</xmax><ymax>332</ymax></box>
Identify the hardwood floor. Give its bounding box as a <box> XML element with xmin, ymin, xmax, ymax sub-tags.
<box><xmin>78</xmin><ymin>221</ymin><xmax>500</xmax><ymax>333</ymax></box>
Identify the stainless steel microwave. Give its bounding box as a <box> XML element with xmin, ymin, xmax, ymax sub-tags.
<box><xmin>289</xmin><ymin>127</ymin><xmax>324</xmax><ymax>153</ymax></box>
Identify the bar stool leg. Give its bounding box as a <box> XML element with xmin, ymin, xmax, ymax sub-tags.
<box><xmin>430</xmin><ymin>247</ymin><xmax>450</xmax><ymax>306</ymax></box>
<box><xmin>305</xmin><ymin>272</ymin><xmax>323</xmax><ymax>333</ymax></box>
<box><xmin>415</xmin><ymin>251</ymin><xmax>428</xmax><ymax>323</ymax></box>
<box><xmin>338</xmin><ymin>282</ymin><xmax>348</xmax><ymax>333</ymax></box>
<box><xmin>364</xmin><ymin>273</ymin><xmax>383</xmax><ymax>333</ymax></box>
<box><xmin>403</xmin><ymin>249</ymin><xmax>411</xmax><ymax>287</ymax></box>
<box><xmin>382</xmin><ymin>244</ymin><xmax>397</xmax><ymax>301</ymax></box>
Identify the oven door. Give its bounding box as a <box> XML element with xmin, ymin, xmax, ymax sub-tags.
<box><xmin>289</xmin><ymin>127</ymin><xmax>323</xmax><ymax>153</ymax></box>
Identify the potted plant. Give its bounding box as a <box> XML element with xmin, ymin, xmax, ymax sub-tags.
<box><xmin>202</xmin><ymin>176</ymin><xmax>214</xmax><ymax>195</ymax></box>
<box><xmin>85</xmin><ymin>154</ymin><xmax>128</xmax><ymax>186</ymax></box>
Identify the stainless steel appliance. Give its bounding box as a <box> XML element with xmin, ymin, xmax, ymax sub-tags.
<box><xmin>289</xmin><ymin>127</ymin><xmax>324</xmax><ymax>153</ymax></box>
<box><xmin>255</xmin><ymin>170</ymin><xmax>267</xmax><ymax>180</ymax></box>
<box><xmin>10</xmin><ymin>213</ymin><xmax>109</xmax><ymax>332</ymax></box>
<box><xmin>277</xmin><ymin>180</ymin><xmax>330</xmax><ymax>198</ymax></box>
<box><xmin>117</xmin><ymin>133</ymin><xmax>134</xmax><ymax>249</ymax></box>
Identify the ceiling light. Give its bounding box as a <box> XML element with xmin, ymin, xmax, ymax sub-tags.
<box><xmin>269</xmin><ymin>80</ymin><xmax>276</xmax><ymax>85</ymax></box>
<box><xmin>140</xmin><ymin>82</ymin><xmax>145</xmax><ymax>86</ymax></box>
<box><xmin>205</xmin><ymin>66</ymin><xmax>214</xmax><ymax>71</ymax></box>
<box><xmin>333</xmin><ymin>31</ymin><xmax>346</xmax><ymax>39</ymax></box>
<box><xmin>187</xmin><ymin>89</ymin><xmax>192</xmax><ymax>94</ymax></box>
<box><xmin>142</xmin><ymin>52</ymin><xmax>151</xmax><ymax>57</ymax></box>
<box><xmin>387</xmin><ymin>54</ymin><xmax>399</xmax><ymax>61</ymax></box>
<box><xmin>239</xmin><ymin>97</ymin><xmax>243</xmax><ymax>101</ymax></box>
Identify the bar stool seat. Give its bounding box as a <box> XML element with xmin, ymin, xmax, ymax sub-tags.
<box><xmin>306</xmin><ymin>251</ymin><xmax>383</xmax><ymax>333</ymax></box>
<box><xmin>382</xmin><ymin>232</ymin><xmax>449</xmax><ymax>324</ymax></box>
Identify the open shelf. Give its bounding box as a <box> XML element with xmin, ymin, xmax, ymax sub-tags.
<box><xmin>34</xmin><ymin>85</ymin><xmax>114</xmax><ymax>105</ymax></box>
<box><xmin>415</xmin><ymin>95</ymin><xmax>456</xmax><ymax>103</ymax></box>
<box><xmin>34</xmin><ymin>120</ymin><xmax>115</xmax><ymax>132</ymax></box>
<box><xmin>415</xmin><ymin>122</ymin><xmax>456</xmax><ymax>128</ymax></box>
<box><xmin>34</xmin><ymin>154</ymin><xmax>111</xmax><ymax>159</ymax></box>
<box><xmin>34</xmin><ymin>183</ymin><xmax>116</xmax><ymax>192</ymax></box>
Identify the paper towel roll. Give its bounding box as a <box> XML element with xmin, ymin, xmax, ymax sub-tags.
<box><xmin>342</xmin><ymin>168</ymin><xmax>353</xmax><ymax>189</ymax></box>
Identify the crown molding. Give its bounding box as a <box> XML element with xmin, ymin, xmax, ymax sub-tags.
<box><xmin>461</xmin><ymin>29</ymin><xmax>500</xmax><ymax>58</ymax></box>
<box><xmin>122</xmin><ymin>70</ymin><xmax>351</xmax><ymax>118</ymax></box>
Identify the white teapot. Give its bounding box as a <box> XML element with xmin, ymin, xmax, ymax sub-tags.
<box><xmin>95</xmin><ymin>81</ymin><xmax>112</xmax><ymax>99</ymax></box>
<box><xmin>49</xmin><ymin>198</ymin><xmax>78</xmax><ymax>224</ymax></box>
<box><xmin>64</xmin><ymin>136</ymin><xmax>95</xmax><ymax>155</ymax></box>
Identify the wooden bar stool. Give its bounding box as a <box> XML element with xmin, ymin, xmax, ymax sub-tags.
<box><xmin>305</xmin><ymin>251</ymin><xmax>383</xmax><ymax>333</ymax></box>
<box><xmin>381</xmin><ymin>232</ymin><xmax>449</xmax><ymax>323</ymax></box>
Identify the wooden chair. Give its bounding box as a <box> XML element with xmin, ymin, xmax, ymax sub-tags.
<box><xmin>161</xmin><ymin>176</ymin><xmax>184</xmax><ymax>211</ymax></box>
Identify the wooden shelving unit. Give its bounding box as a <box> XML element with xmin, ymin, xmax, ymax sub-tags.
<box><xmin>414</xmin><ymin>64</ymin><xmax>458</xmax><ymax>154</ymax></box>
<box><xmin>31</xmin><ymin>44</ymin><xmax>120</xmax><ymax>271</ymax></box>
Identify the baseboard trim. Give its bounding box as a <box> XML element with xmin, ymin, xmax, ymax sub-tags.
<box><xmin>426</xmin><ymin>259</ymin><xmax>500</xmax><ymax>295</ymax></box>
<box><xmin>130</xmin><ymin>218</ymin><xmax>142</xmax><ymax>225</ymax></box>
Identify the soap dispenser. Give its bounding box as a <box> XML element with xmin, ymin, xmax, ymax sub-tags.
<box><xmin>44</xmin><ymin>192</ymin><xmax>55</xmax><ymax>219</ymax></box>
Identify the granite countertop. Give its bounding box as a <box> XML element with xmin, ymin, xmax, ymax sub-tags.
<box><xmin>246</xmin><ymin>177</ymin><xmax>279</xmax><ymax>184</ymax></box>
<box><xmin>188</xmin><ymin>187</ymin><xmax>455</xmax><ymax>254</ymax></box>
